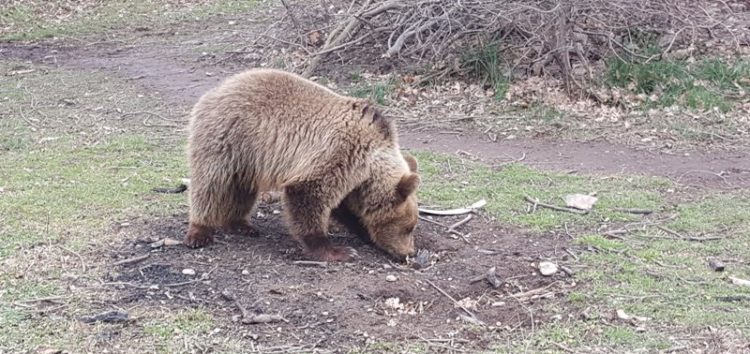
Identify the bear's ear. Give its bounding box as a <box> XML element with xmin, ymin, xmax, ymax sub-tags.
<box><xmin>396</xmin><ymin>173</ymin><xmax>420</xmax><ymax>202</ymax></box>
<box><xmin>402</xmin><ymin>152</ymin><xmax>418</xmax><ymax>173</ymax></box>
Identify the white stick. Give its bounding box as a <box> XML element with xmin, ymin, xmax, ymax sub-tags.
<box><xmin>418</xmin><ymin>199</ymin><xmax>487</xmax><ymax>216</ymax></box>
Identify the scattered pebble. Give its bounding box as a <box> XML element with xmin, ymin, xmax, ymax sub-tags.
<box><xmin>182</xmin><ymin>268</ymin><xmax>196</xmax><ymax>276</ymax></box>
<box><xmin>538</xmin><ymin>261</ymin><xmax>558</xmax><ymax>276</ymax></box>
<box><xmin>385</xmin><ymin>274</ymin><xmax>397</xmax><ymax>282</ymax></box>
<box><xmin>455</xmin><ymin>297</ymin><xmax>478</xmax><ymax>311</ymax></box>
<box><xmin>384</xmin><ymin>297</ymin><xmax>403</xmax><ymax>310</ymax></box>
<box><xmin>242</xmin><ymin>269</ymin><xmax>250</xmax><ymax>275</ymax></box>
<box><xmin>708</xmin><ymin>259</ymin><xmax>725</xmax><ymax>272</ymax></box>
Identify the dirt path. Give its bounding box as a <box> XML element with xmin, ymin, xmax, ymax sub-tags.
<box><xmin>4</xmin><ymin>42</ymin><xmax>749</xmax><ymax>191</ymax></box>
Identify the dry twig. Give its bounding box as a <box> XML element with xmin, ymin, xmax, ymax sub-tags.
<box><xmin>111</xmin><ymin>253</ymin><xmax>150</xmax><ymax>267</ymax></box>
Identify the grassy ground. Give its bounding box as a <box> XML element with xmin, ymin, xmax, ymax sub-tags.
<box><xmin>0</xmin><ymin>0</ymin><xmax>258</xmax><ymax>41</ymax></box>
<box><xmin>415</xmin><ymin>152</ymin><xmax>750</xmax><ymax>352</ymax></box>
<box><xmin>0</xmin><ymin>62</ymin><xmax>189</xmax><ymax>353</ymax></box>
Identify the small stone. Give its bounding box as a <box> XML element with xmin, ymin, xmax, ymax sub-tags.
<box><xmin>241</xmin><ymin>269</ymin><xmax>250</xmax><ymax>275</ymax></box>
<box><xmin>385</xmin><ymin>274</ymin><xmax>397</xmax><ymax>282</ymax></box>
<box><xmin>708</xmin><ymin>259</ymin><xmax>725</xmax><ymax>272</ymax></box>
<box><xmin>182</xmin><ymin>268</ymin><xmax>196</xmax><ymax>276</ymax></box>
<box><xmin>538</xmin><ymin>261</ymin><xmax>558</xmax><ymax>276</ymax></box>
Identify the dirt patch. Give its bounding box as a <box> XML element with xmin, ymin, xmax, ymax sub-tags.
<box><xmin>105</xmin><ymin>201</ymin><xmax>572</xmax><ymax>351</ymax></box>
<box><xmin>401</xmin><ymin>131</ymin><xmax>750</xmax><ymax>190</ymax></box>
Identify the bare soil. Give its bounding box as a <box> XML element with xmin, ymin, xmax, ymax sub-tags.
<box><xmin>106</xmin><ymin>201</ymin><xmax>570</xmax><ymax>351</ymax></box>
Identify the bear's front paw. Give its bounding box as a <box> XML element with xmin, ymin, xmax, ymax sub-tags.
<box><xmin>185</xmin><ymin>224</ymin><xmax>215</xmax><ymax>248</ymax></box>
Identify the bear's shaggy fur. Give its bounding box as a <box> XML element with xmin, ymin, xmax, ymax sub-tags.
<box><xmin>186</xmin><ymin>69</ymin><xmax>420</xmax><ymax>261</ymax></box>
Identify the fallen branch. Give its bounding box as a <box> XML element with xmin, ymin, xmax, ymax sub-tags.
<box><xmin>424</xmin><ymin>279</ymin><xmax>485</xmax><ymax>326</ymax></box>
<box><xmin>222</xmin><ymin>290</ymin><xmax>289</xmax><ymax>324</ymax></box>
<box><xmin>111</xmin><ymin>253</ymin><xmax>150</xmax><ymax>267</ymax></box>
<box><xmin>419</xmin><ymin>199</ymin><xmax>487</xmax><ymax>216</ymax></box>
<box><xmin>656</xmin><ymin>226</ymin><xmax>724</xmax><ymax>242</ymax></box>
<box><xmin>418</xmin><ymin>215</ymin><xmax>471</xmax><ymax>243</ymax></box>
<box><xmin>524</xmin><ymin>195</ymin><xmax>588</xmax><ymax>215</ymax></box>
<box><xmin>507</xmin><ymin>281</ymin><xmax>559</xmax><ymax>300</ymax></box>
<box><xmin>612</xmin><ymin>207</ymin><xmax>653</xmax><ymax>215</ymax></box>
<box><xmin>447</xmin><ymin>214</ymin><xmax>473</xmax><ymax>232</ymax></box>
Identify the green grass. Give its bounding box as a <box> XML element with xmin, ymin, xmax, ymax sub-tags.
<box><xmin>0</xmin><ymin>134</ymin><xmax>187</xmax><ymax>257</ymax></box>
<box><xmin>413</xmin><ymin>150</ymin><xmax>669</xmax><ymax>231</ymax></box>
<box><xmin>0</xmin><ymin>0</ymin><xmax>259</xmax><ymax>41</ymax></box>
<box><xmin>144</xmin><ymin>308</ymin><xmax>214</xmax><ymax>343</ymax></box>
<box><xmin>461</xmin><ymin>43</ymin><xmax>509</xmax><ymax>101</ymax></box>
<box><xmin>351</xmin><ymin>77</ymin><xmax>396</xmax><ymax>105</ymax></box>
<box><xmin>605</xmin><ymin>57</ymin><xmax>750</xmax><ymax>112</ymax></box>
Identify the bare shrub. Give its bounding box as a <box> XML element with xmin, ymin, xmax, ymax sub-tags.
<box><xmin>281</xmin><ymin>0</ymin><xmax>749</xmax><ymax>93</ymax></box>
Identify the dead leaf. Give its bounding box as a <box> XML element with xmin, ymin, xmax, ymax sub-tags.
<box><xmin>564</xmin><ymin>194</ymin><xmax>598</xmax><ymax>210</ymax></box>
<box><xmin>307</xmin><ymin>31</ymin><xmax>323</xmax><ymax>46</ymax></box>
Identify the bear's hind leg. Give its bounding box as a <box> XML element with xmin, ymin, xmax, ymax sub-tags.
<box><xmin>186</xmin><ymin>171</ymin><xmax>258</xmax><ymax>248</ymax></box>
<box><xmin>223</xmin><ymin>187</ymin><xmax>259</xmax><ymax>237</ymax></box>
<box><xmin>284</xmin><ymin>181</ymin><xmax>357</xmax><ymax>262</ymax></box>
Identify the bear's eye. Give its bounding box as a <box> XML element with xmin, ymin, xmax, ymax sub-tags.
<box><xmin>406</xmin><ymin>225</ymin><xmax>415</xmax><ymax>233</ymax></box>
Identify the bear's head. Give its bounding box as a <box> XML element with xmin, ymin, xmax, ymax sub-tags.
<box><xmin>362</xmin><ymin>153</ymin><xmax>420</xmax><ymax>260</ymax></box>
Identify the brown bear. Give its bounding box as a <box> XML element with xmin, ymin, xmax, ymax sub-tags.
<box><xmin>185</xmin><ymin>68</ymin><xmax>420</xmax><ymax>262</ymax></box>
